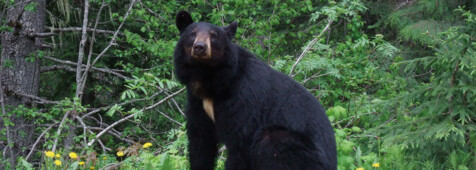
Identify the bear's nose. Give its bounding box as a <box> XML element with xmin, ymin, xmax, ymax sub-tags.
<box><xmin>193</xmin><ymin>42</ymin><xmax>207</xmax><ymax>56</ymax></box>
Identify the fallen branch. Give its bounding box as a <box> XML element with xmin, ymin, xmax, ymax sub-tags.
<box><xmin>87</xmin><ymin>87</ymin><xmax>185</xmax><ymax>146</ymax></box>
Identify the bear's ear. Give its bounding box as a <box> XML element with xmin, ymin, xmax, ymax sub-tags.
<box><xmin>223</xmin><ymin>21</ymin><xmax>238</xmax><ymax>40</ymax></box>
<box><xmin>176</xmin><ymin>11</ymin><xmax>193</xmax><ymax>33</ymax></box>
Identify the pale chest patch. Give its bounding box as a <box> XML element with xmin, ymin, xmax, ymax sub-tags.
<box><xmin>191</xmin><ymin>81</ymin><xmax>215</xmax><ymax>122</ymax></box>
<box><xmin>202</xmin><ymin>98</ymin><xmax>214</xmax><ymax>122</ymax></box>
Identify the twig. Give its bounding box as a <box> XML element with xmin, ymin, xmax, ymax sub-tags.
<box><xmin>84</xmin><ymin>116</ymin><xmax>135</xmax><ymax>144</ymax></box>
<box><xmin>155</xmin><ymin>108</ymin><xmax>183</xmax><ymax>126</ymax></box>
<box><xmin>171</xmin><ymin>98</ymin><xmax>186</xmax><ymax>117</ymax></box>
<box><xmin>0</xmin><ymin>61</ymin><xmax>15</xmax><ymax>167</ymax></box>
<box><xmin>0</xmin><ymin>0</ymin><xmax>10</xmax><ymax>27</ymax></box>
<box><xmin>289</xmin><ymin>18</ymin><xmax>333</xmax><ymax>77</ymax></box>
<box><xmin>164</xmin><ymin>91</ymin><xmax>186</xmax><ymax>117</ymax></box>
<box><xmin>52</xmin><ymin>111</ymin><xmax>71</xmax><ymax>152</ymax></box>
<box><xmin>218</xmin><ymin>146</ymin><xmax>227</xmax><ymax>153</ymax></box>
<box><xmin>300</xmin><ymin>72</ymin><xmax>334</xmax><ymax>84</ymax></box>
<box><xmin>41</xmin><ymin>65</ymin><xmax>75</xmax><ymax>72</ymax></box>
<box><xmin>97</xmin><ymin>139</ymin><xmax>110</xmax><ymax>154</ymax></box>
<box><xmin>138</xmin><ymin>0</ymin><xmax>169</xmax><ymax>24</ymax></box>
<box><xmin>74</xmin><ymin>115</ymin><xmax>88</xmax><ymax>146</ymax></box>
<box><xmin>81</xmin><ymin>91</ymin><xmax>162</xmax><ymax>119</ymax></box>
<box><xmin>25</xmin><ymin>123</ymin><xmax>57</xmax><ymax>161</ymax></box>
<box><xmin>74</xmin><ymin>115</ymin><xmax>112</xmax><ymax>153</ymax></box>
<box><xmin>28</xmin><ymin>32</ymin><xmax>56</xmax><ymax>38</ymax></box>
<box><xmin>45</xmin><ymin>27</ymin><xmax>118</xmax><ymax>35</ymax></box>
<box><xmin>75</xmin><ymin>0</ymin><xmax>90</xmax><ymax>98</ymax></box>
<box><xmin>41</xmin><ymin>123</ymin><xmax>135</xmax><ymax>144</ymax></box>
<box><xmin>87</xmin><ymin>87</ymin><xmax>185</xmax><ymax>146</ymax></box>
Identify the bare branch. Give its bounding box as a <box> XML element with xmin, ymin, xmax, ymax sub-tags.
<box><xmin>45</xmin><ymin>27</ymin><xmax>118</xmax><ymax>35</ymax></box>
<box><xmin>300</xmin><ymin>72</ymin><xmax>335</xmax><ymax>85</ymax></box>
<box><xmin>43</xmin><ymin>56</ymin><xmax>131</xmax><ymax>80</ymax></box>
<box><xmin>28</xmin><ymin>32</ymin><xmax>57</xmax><ymax>38</ymax></box>
<box><xmin>79</xmin><ymin>0</ymin><xmax>136</xmax><ymax>96</ymax></box>
<box><xmin>289</xmin><ymin>18</ymin><xmax>333</xmax><ymax>77</ymax></box>
<box><xmin>14</xmin><ymin>91</ymin><xmax>60</xmax><ymax>105</ymax></box>
<box><xmin>75</xmin><ymin>0</ymin><xmax>91</xmax><ymax>98</ymax></box>
<box><xmin>84</xmin><ymin>116</ymin><xmax>135</xmax><ymax>144</ymax></box>
<box><xmin>26</xmin><ymin>123</ymin><xmax>57</xmax><ymax>161</ymax></box>
<box><xmin>79</xmin><ymin>0</ymin><xmax>108</xmax><ymax>101</ymax></box>
<box><xmin>155</xmin><ymin>108</ymin><xmax>183</xmax><ymax>126</ymax></box>
<box><xmin>164</xmin><ymin>91</ymin><xmax>186</xmax><ymax>117</ymax></box>
<box><xmin>87</xmin><ymin>87</ymin><xmax>185</xmax><ymax>146</ymax></box>
<box><xmin>172</xmin><ymin>98</ymin><xmax>186</xmax><ymax>117</ymax></box>
<box><xmin>41</xmin><ymin>65</ymin><xmax>75</xmax><ymax>72</ymax></box>
<box><xmin>97</xmin><ymin>139</ymin><xmax>111</xmax><ymax>154</ymax></box>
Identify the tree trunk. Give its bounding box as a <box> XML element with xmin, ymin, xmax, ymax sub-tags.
<box><xmin>1</xmin><ymin>0</ymin><xmax>45</xmax><ymax>167</ymax></box>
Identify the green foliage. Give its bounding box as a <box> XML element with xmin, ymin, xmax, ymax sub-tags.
<box><xmin>24</xmin><ymin>1</ymin><xmax>37</xmax><ymax>12</ymax></box>
<box><xmin>4</xmin><ymin>0</ymin><xmax>476</xmax><ymax>169</ymax></box>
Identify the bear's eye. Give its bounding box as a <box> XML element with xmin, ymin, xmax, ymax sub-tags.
<box><xmin>210</xmin><ymin>32</ymin><xmax>217</xmax><ymax>39</ymax></box>
<box><xmin>190</xmin><ymin>31</ymin><xmax>196</xmax><ymax>36</ymax></box>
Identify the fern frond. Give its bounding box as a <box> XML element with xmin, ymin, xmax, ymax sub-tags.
<box><xmin>399</xmin><ymin>20</ymin><xmax>451</xmax><ymax>45</ymax></box>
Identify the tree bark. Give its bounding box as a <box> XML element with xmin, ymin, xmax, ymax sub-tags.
<box><xmin>1</xmin><ymin>0</ymin><xmax>45</xmax><ymax>167</ymax></box>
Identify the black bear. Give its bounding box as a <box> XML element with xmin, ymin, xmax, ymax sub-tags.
<box><xmin>174</xmin><ymin>11</ymin><xmax>336</xmax><ymax>170</ymax></box>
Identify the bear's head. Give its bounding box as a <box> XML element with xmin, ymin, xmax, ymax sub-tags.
<box><xmin>175</xmin><ymin>11</ymin><xmax>238</xmax><ymax>67</ymax></box>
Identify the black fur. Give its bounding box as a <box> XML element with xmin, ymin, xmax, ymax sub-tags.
<box><xmin>174</xmin><ymin>11</ymin><xmax>337</xmax><ymax>170</ymax></box>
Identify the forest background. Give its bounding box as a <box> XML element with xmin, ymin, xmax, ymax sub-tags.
<box><xmin>0</xmin><ymin>0</ymin><xmax>475</xmax><ymax>169</ymax></box>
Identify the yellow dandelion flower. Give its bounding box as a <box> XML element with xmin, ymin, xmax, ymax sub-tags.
<box><xmin>54</xmin><ymin>160</ymin><xmax>62</xmax><ymax>166</ymax></box>
<box><xmin>44</xmin><ymin>151</ymin><xmax>55</xmax><ymax>158</ymax></box>
<box><xmin>56</xmin><ymin>153</ymin><xmax>60</xmax><ymax>158</ymax></box>
<box><xmin>79</xmin><ymin>161</ymin><xmax>85</xmax><ymax>165</ymax></box>
<box><xmin>69</xmin><ymin>152</ymin><xmax>78</xmax><ymax>159</ymax></box>
<box><xmin>103</xmin><ymin>157</ymin><xmax>107</xmax><ymax>160</ymax></box>
<box><xmin>90</xmin><ymin>167</ymin><xmax>95</xmax><ymax>170</ymax></box>
<box><xmin>356</xmin><ymin>168</ymin><xmax>364</xmax><ymax>170</ymax></box>
<box><xmin>372</xmin><ymin>163</ymin><xmax>380</xmax><ymax>167</ymax></box>
<box><xmin>143</xmin><ymin>142</ymin><xmax>152</xmax><ymax>148</ymax></box>
<box><xmin>117</xmin><ymin>151</ymin><xmax>124</xmax><ymax>157</ymax></box>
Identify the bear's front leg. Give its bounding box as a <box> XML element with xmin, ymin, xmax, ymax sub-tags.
<box><xmin>186</xmin><ymin>94</ymin><xmax>218</xmax><ymax>170</ymax></box>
